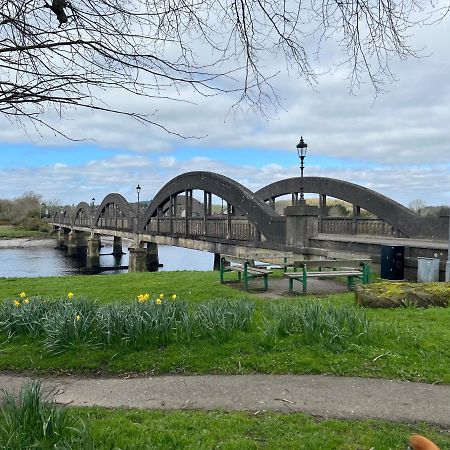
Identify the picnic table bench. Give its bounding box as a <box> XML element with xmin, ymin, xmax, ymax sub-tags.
<box><xmin>220</xmin><ymin>255</ymin><xmax>272</xmax><ymax>290</ymax></box>
<box><xmin>284</xmin><ymin>259</ymin><xmax>371</xmax><ymax>294</ymax></box>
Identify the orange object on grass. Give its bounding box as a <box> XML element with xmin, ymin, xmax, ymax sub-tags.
<box><xmin>409</xmin><ymin>434</ymin><xmax>440</xmax><ymax>450</ymax></box>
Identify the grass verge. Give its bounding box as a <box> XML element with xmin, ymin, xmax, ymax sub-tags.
<box><xmin>71</xmin><ymin>407</ymin><xmax>450</xmax><ymax>449</ymax></box>
<box><xmin>0</xmin><ymin>380</ymin><xmax>92</xmax><ymax>450</ymax></box>
<box><xmin>1</xmin><ymin>382</ymin><xmax>449</xmax><ymax>449</ymax></box>
<box><xmin>0</xmin><ymin>225</ymin><xmax>50</xmax><ymax>240</ymax></box>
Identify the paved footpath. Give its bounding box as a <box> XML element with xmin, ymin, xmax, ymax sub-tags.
<box><xmin>1</xmin><ymin>374</ymin><xmax>450</xmax><ymax>426</ymax></box>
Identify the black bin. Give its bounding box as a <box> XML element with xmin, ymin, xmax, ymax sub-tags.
<box><xmin>380</xmin><ymin>245</ymin><xmax>405</xmax><ymax>280</ymax></box>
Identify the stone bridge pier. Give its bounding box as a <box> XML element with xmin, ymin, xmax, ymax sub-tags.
<box><xmin>67</xmin><ymin>231</ymin><xmax>89</xmax><ymax>256</ymax></box>
<box><xmin>55</xmin><ymin>227</ymin><xmax>70</xmax><ymax>248</ymax></box>
<box><xmin>285</xmin><ymin>204</ymin><xmax>319</xmax><ymax>248</ymax></box>
<box><xmin>87</xmin><ymin>235</ymin><xmax>101</xmax><ymax>269</ymax></box>
<box><xmin>129</xmin><ymin>241</ymin><xmax>160</xmax><ymax>272</ymax></box>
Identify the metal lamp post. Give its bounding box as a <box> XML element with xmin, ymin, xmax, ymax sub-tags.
<box><xmin>90</xmin><ymin>198</ymin><xmax>95</xmax><ymax>232</ymax></box>
<box><xmin>296</xmin><ymin>136</ymin><xmax>308</xmax><ymax>203</ymax></box>
<box><xmin>136</xmin><ymin>184</ymin><xmax>141</xmax><ymax>217</ymax></box>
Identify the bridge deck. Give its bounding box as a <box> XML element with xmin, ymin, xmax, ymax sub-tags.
<box><xmin>317</xmin><ymin>234</ymin><xmax>448</xmax><ymax>250</ymax></box>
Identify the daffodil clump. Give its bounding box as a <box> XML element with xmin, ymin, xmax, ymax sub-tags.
<box><xmin>136</xmin><ymin>292</ymin><xmax>176</xmax><ymax>304</ymax></box>
<box><xmin>0</xmin><ymin>292</ymin><xmax>256</xmax><ymax>352</ymax></box>
<box><xmin>0</xmin><ymin>292</ymin><xmax>378</xmax><ymax>354</ymax></box>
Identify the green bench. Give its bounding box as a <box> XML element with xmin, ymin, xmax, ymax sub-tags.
<box><xmin>220</xmin><ymin>256</ymin><xmax>272</xmax><ymax>290</ymax></box>
<box><xmin>284</xmin><ymin>259</ymin><xmax>371</xmax><ymax>294</ymax></box>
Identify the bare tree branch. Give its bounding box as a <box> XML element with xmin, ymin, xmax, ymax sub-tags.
<box><xmin>0</xmin><ymin>0</ymin><xmax>445</xmax><ymax>137</ymax></box>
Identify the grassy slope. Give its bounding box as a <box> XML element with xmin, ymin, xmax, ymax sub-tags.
<box><xmin>0</xmin><ymin>225</ymin><xmax>49</xmax><ymax>239</ymax></box>
<box><xmin>1</xmin><ymin>273</ymin><xmax>450</xmax><ymax>383</ymax></box>
<box><xmin>77</xmin><ymin>408</ymin><xmax>450</xmax><ymax>450</ymax></box>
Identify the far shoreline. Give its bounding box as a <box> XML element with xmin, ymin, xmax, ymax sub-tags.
<box><xmin>0</xmin><ymin>238</ymin><xmax>56</xmax><ymax>249</ymax></box>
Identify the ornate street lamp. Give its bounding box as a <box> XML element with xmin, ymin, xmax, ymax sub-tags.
<box><xmin>136</xmin><ymin>184</ymin><xmax>141</xmax><ymax>217</ymax></box>
<box><xmin>296</xmin><ymin>136</ymin><xmax>308</xmax><ymax>202</ymax></box>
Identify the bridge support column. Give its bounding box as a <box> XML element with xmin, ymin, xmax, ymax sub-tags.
<box><xmin>318</xmin><ymin>194</ymin><xmax>327</xmax><ymax>233</ymax></box>
<box><xmin>67</xmin><ymin>231</ymin><xmax>88</xmax><ymax>256</ymax></box>
<box><xmin>285</xmin><ymin>205</ymin><xmax>319</xmax><ymax>248</ymax></box>
<box><xmin>56</xmin><ymin>229</ymin><xmax>65</xmax><ymax>248</ymax></box>
<box><xmin>129</xmin><ymin>245</ymin><xmax>147</xmax><ymax>272</ymax></box>
<box><xmin>146</xmin><ymin>242</ymin><xmax>159</xmax><ymax>271</ymax></box>
<box><xmin>352</xmin><ymin>205</ymin><xmax>361</xmax><ymax>235</ymax></box>
<box><xmin>67</xmin><ymin>231</ymin><xmax>77</xmax><ymax>255</ymax></box>
<box><xmin>87</xmin><ymin>236</ymin><xmax>100</xmax><ymax>269</ymax></box>
<box><xmin>112</xmin><ymin>236</ymin><xmax>123</xmax><ymax>256</ymax></box>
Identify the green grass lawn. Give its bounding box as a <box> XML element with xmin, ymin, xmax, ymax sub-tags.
<box><xmin>1</xmin><ymin>272</ymin><xmax>450</xmax><ymax>383</ymax></box>
<box><xmin>0</xmin><ymin>225</ymin><xmax>49</xmax><ymax>239</ymax></box>
<box><xmin>74</xmin><ymin>408</ymin><xmax>450</xmax><ymax>449</ymax></box>
<box><xmin>0</xmin><ymin>272</ymin><xmax>249</xmax><ymax>303</ymax></box>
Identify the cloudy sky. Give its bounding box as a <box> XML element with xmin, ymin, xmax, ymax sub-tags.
<box><xmin>0</xmin><ymin>10</ymin><xmax>449</xmax><ymax>208</ymax></box>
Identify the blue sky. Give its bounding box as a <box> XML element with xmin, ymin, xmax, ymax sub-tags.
<box><xmin>0</xmin><ymin>145</ymin><xmax>376</xmax><ymax>170</ymax></box>
<box><xmin>0</xmin><ymin>12</ymin><xmax>449</xmax><ymax>208</ymax></box>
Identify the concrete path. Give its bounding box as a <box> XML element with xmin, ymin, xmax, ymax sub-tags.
<box><xmin>1</xmin><ymin>374</ymin><xmax>449</xmax><ymax>426</ymax></box>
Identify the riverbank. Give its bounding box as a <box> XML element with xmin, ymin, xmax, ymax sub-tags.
<box><xmin>0</xmin><ymin>237</ymin><xmax>56</xmax><ymax>248</ymax></box>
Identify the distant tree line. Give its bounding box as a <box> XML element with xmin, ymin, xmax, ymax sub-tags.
<box><xmin>408</xmin><ymin>199</ymin><xmax>450</xmax><ymax>217</ymax></box>
<box><xmin>0</xmin><ymin>192</ymin><xmax>61</xmax><ymax>230</ymax></box>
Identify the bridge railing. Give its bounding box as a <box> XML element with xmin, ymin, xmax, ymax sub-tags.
<box><xmin>146</xmin><ymin>217</ymin><xmax>259</xmax><ymax>241</ymax></box>
<box><xmin>320</xmin><ymin>217</ymin><xmax>404</xmax><ymax>237</ymax></box>
<box><xmin>96</xmin><ymin>217</ymin><xmax>131</xmax><ymax>231</ymax></box>
<box><xmin>73</xmin><ymin>218</ymin><xmax>91</xmax><ymax>227</ymax></box>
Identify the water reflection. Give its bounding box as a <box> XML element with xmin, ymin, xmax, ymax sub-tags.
<box><xmin>0</xmin><ymin>243</ymin><xmax>213</xmax><ymax>278</ymax></box>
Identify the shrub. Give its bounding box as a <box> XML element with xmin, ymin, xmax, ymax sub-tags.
<box><xmin>356</xmin><ymin>282</ymin><xmax>450</xmax><ymax>308</ymax></box>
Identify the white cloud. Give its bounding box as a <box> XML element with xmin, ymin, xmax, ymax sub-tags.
<box><xmin>2</xmin><ymin>154</ymin><xmax>448</xmax><ymax>207</ymax></box>
<box><xmin>159</xmin><ymin>156</ymin><xmax>176</xmax><ymax>168</ymax></box>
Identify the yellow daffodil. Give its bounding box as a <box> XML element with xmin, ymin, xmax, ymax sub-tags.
<box><xmin>19</xmin><ymin>292</ymin><xmax>26</xmax><ymax>298</ymax></box>
<box><xmin>159</xmin><ymin>293</ymin><xmax>164</xmax><ymax>299</ymax></box>
<box><xmin>24</xmin><ymin>298</ymin><xmax>30</xmax><ymax>304</ymax></box>
<box><xmin>137</xmin><ymin>293</ymin><xmax>150</xmax><ymax>303</ymax></box>
<box><xmin>171</xmin><ymin>294</ymin><xmax>177</xmax><ymax>300</ymax></box>
<box><xmin>14</xmin><ymin>300</ymin><xmax>20</xmax><ymax>307</ymax></box>
<box><xmin>67</xmin><ymin>292</ymin><xmax>74</xmax><ymax>299</ymax></box>
<box><xmin>155</xmin><ymin>298</ymin><xmax>162</xmax><ymax>305</ymax></box>
<box><xmin>76</xmin><ymin>315</ymin><xmax>81</xmax><ymax>321</ymax></box>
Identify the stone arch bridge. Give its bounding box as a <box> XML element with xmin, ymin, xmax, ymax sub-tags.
<box><xmin>50</xmin><ymin>171</ymin><xmax>449</xmax><ymax>278</ymax></box>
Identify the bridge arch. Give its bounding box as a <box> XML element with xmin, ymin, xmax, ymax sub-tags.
<box><xmin>94</xmin><ymin>193</ymin><xmax>134</xmax><ymax>231</ymax></box>
<box><xmin>141</xmin><ymin>171</ymin><xmax>285</xmax><ymax>242</ymax></box>
<box><xmin>73</xmin><ymin>202</ymin><xmax>92</xmax><ymax>227</ymax></box>
<box><xmin>54</xmin><ymin>208</ymin><xmax>72</xmax><ymax>226</ymax></box>
<box><xmin>256</xmin><ymin>177</ymin><xmax>433</xmax><ymax>238</ymax></box>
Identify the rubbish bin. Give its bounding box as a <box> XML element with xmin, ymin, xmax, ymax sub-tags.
<box><xmin>380</xmin><ymin>245</ymin><xmax>405</xmax><ymax>280</ymax></box>
<box><xmin>417</xmin><ymin>257</ymin><xmax>440</xmax><ymax>282</ymax></box>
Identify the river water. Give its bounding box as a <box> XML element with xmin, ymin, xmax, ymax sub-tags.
<box><xmin>0</xmin><ymin>242</ymin><xmax>214</xmax><ymax>278</ymax></box>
